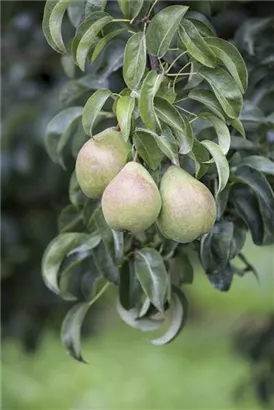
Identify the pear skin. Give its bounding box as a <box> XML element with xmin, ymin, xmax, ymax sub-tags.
<box><xmin>102</xmin><ymin>162</ymin><xmax>162</xmax><ymax>232</ymax></box>
<box><xmin>75</xmin><ymin>127</ymin><xmax>130</xmax><ymax>199</ymax></box>
<box><xmin>157</xmin><ymin>166</ymin><xmax>216</xmax><ymax>243</ymax></box>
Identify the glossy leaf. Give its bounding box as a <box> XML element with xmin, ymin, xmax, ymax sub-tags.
<box><xmin>199</xmin><ymin>66</ymin><xmax>243</xmax><ymax>119</ymax></box>
<box><xmin>118</xmin><ymin>0</ymin><xmax>144</xmax><ymax>21</ymax></box>
<box><xmin>134</xmin><ymin>248</ymin><xmax>168</xmax><ymax>312</ymax></box>
<box><xmin>61</xmin><ymin>302</ymin><xmax>90</xmax><ymax>362</ymax></box>
<box><xmin>76</xmin><ymin>14</ymin><xmax>112</xmax><ymax>70</ymax></box>
<box><xmin>116</xmin><ymin>95</ymin><xmax>135</xmax><ymax>141</ymax></box>
<box><xmin>154</xmin><ymin>97</ymin><xmax>193</xmax><ymax>154</ymax></box>
<box><xmin>189</xmin><ymin>89</ymin><xmax>226</xmax><ymax>121</ymax></box>
<box><xmin>201</xmin><ymin>140</ymin><xmax>230</xmax><ymax>194</ymax></box>
<box><xmin>42</xmin><ymin>232</ymin><xmax>101</xmax><ymax>295</ymax></box>
<box><xmin>133</xmin><ymin>129</ymin><xmax>162</xmax><ymax>170</ymax></box>
<box><xmin>146</xmin><ymin>5</ymin><xmax>189</xmax><ymax>57</ymax></box>
<box><xmin>207</xmin><ymin>37</ymin><xmax>248</xmax><ymax>93</ymax></box>
<box><xmin>91</xmin><ymin>23</ymin><xmax>126</xmax><ymax>62</ymax></box>
<box><xmin>123</xmin><ymin>32</ymin><xmax>146</xmax><ymax>90</ymax></box>
<box><xmin>45</xmin><ymin>107</ymin><xmax>83</xmax><ymax>164</ymax></box>
<box><xmin>43</xmin><ymin>0</ymin><xmax>68</xmax><ymax>53</ymax></box>
<box><xmin>199</xmin><ymin>112</ymin><xmax>231</xmax><ymax>155</ymax></box>
<box><xmin>188</xmin><ymin>17</ymin><xmax>216</xmax><ymax>37</ymax></box>
<box><xmin>139</xmin><ymin>71</ymin><xmax>163</xmax><ymax>132</ymax></box>
<box><xmin>82</xmin><ymin>89</ymin><xmax>112</xmax><ymax>136</ymax></box>
<box><xmin>151</xmin><ymin>288</ymin><xmax>188</xmax><ymax>346</ymax></box>
<box><xmin>179</xmin><ymin>19</ymin><xmax>216</xmax><ymax>68</ymax></box>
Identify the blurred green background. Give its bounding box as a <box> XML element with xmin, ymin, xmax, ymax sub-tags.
<box><xmin>1</xmin><ymin>1</ymin><xmax>274</xmax><ymax>409</ymax></box>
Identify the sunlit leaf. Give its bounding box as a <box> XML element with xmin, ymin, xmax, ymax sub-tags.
<box><xmin>43</xmin><ymin>0</ymin><xmax>69</xmax><ymax>53</ymax></box>
<box><xmin>146</xmin><ymin>5</ymin><xmax>189</xmax><ymax>57</ymax></box>
<box><xmin>116</xmin><ymin>95</ymin><xmax>135</xmax><ymax>141</ymax></box>
<box><xmin>189</xmin><ymin>89</ymin><xmax>226</xmax><ymax>121</ymax></box>
<box><xmin>123</xmin><ymin>32</ymin><xmax>147</xmax><ymax>90</ymax></box>
<box><xmin>133</xmin><ymin>129</ymin><xmax>162</xmax><ymax>170</ymax></box>
<box><xmin>91</xmin><ymin>23</ymin><xmax>126</xmax><ymax>62</ymax></box>
<box><xmin>118</xmin><ymin>0</ymin><xmax>144</xmax><ymax>21</ymax></box>
<box><xmin>139</xmin><ymin>71</ymin><xmax>163</xmax><ymax>132</ymax></box>
<box><xmin>199</xmin><ymin>112</ymin><xmax>231</xmax><ymax>155</ymax></box>
<box><xmin>82</xmin><ymin>89</ymin><xmax>112</xmax><ymax>136</ymax></box>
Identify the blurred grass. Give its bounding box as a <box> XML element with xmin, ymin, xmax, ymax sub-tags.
<box><xmin>2</xmin><ymin>238</ymin><xmax>273</xmax><ymax>410</ymax></box>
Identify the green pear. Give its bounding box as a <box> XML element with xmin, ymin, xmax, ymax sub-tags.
<box><xmin>75</xmin><ymin>127</ymin><xmax>130</xmax><ymax>199</ymax></box>
<box><xmin>102</xmin><ymin>162</ymin><xmax>162</xmax><ymax>232</ymax></box>
<box><xmin>157</xmin><ymin>166</ymin><xmax>216</xmax><ymax>243</ymax></box>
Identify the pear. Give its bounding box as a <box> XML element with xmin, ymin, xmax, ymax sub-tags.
<box><xmin>157</xmin><ymin>166</ymin><xmax>216</xmax><ymax>243</ymax></box>
<box><xmin>75</xmin><ymin>127</ymin><xmax>130</xmax><ymax>199</ymax></box>
<box><xmin>102</xmin><ymin>162</ymin><xmax>162</xmax><ymax>232</ymax></box>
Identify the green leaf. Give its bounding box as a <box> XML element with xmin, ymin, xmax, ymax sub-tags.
<box><xmin>155</xmin><ymin>125</ymin><xmax>180</xmax><ymax>166</ymax></box>
<box><xmin>92</xmin><ymin>207</ymin><xmax>115</xmax><ymax>261</ymax></box>
<box><xmin>169</xmin><ymin>253</ymin><xmax>194</xmax><ymax>286</ymax></box>
<box><xmin>58</xmin><ymin>205</ymin><xmax>83</xmax><ymax>233</ymax></box>
<box><xmin>91</xmin><ymin>23</ymin><xmax>126</xmax><ymax>62</ymax></box>
<box><xmin>156</xmin><ymin>77</ymin><xmax>176</xmax><ymax>103</ymax></box>
<box><xmin>207</xmin><ymin>37</ymin><xmax>248</xmax><ymax>93</ymax></box>
<box><xmin>69</xmin><ymin>171</ymin><xmax>86</xmax><ymax>208</ymax></box>
<box><xmin>85</xmin><ymin>0</ymin><xmax>107</xmax><ymax>15</ymax></box>
<box><xmin>187</xmin><ymin>17</ymin><xmax>216</xmax><ymax>37</ymax></box>
<box><xmin>123</xmin><ymin>32</ymin><xmax>147</xmax><ymax>90</ymax></box>
<box><xmin>134</xmin><ymin>248</ymin><xmax>169</xmax><ymax>312</ymax></box>
<box><xmin>151</xmin><ymin>288</ymin><xmax>188</xmax><ymax>346</ymax></box>
<box><xmin>75</xmin><ymin>14</ymin><xmax>112</xmax><ymax>70</ymax></box>
<box><xmin>201</xmin><ymin>140</ymin><xmax>230</xmax><ymax>194</ymax></box>
<box><xmin>119</xmin><ymin>260</ymin><xmax>141</xmax><ymax>311</ymax></box>
<box><xmin>239</xmin><ymin>156</ymin><xmax>274</xmax><ymax>176</ymax></box>
<box><xmin>116</xmin><ymin>95</ymin><xmax>135</xmax><ymax>141</ymax></box>
<box><xmin>45</xmin><ymin>107</ymin><xmax>83</xmax><ymax>164</ymax></box>
<box><xmin>189</xmin><ymin>89</ymin><xmax>226</xmax><ymax>121</ymax></box>
<box><xmin>61</xmin><ymin>54</ymin><xmax>76</xmax><ymax>78</ymax></box>
<box><xmin>199</xmin><ymin>112</ymin><xmax>231</xmax><ymax>155</ymax></box>
<box><xmin>230</xmin><ymin>136</ymin><xmax>258</xmax><ymax>152</ymax></box>
<box><xmin>154</xmin><ymin>97</ymin><xmax>193</xmax><ymax>154</ymax></box>
<box><xmin>179</xmin><ymin>19</ymin><xmax>216</xmax><ymax>68</ymax></box>
<box><xmin>146</xmin><ymin>5</ymin><xmax>188</xmax><ymax>57</ymax></box>
<box><xmin>82</xmin><ymin>89</ymin><xmax>112</xmax><ymax>136</ymax></box>
<box><xmin>188</xmin><ymin>139</ymin><xmax>210</xmax><ymax>179</ymax></box>
<box><xmin>83</xmin><ymin>199</ymin><xmax>101</xmax><ymax>230</ymax></box>
<box><xmin>230</xmin><ymin>117</ymin><xmax>246</xmax><ymax>138</ymax></box>
<box><xmin>139</xmin><ymin>71</ymin><xmax>163</xmax><ymax>132</ymax></box>
<box><xmin>112</xmin><ymin>230</ymin><xmax>124</xmax><ymax>266</ymax></box>
<box><xmin>42</xmin><ymin>232</ymin><xmax>101</xmax><ymax>295</ymax></box>
<box><xmin>133</xmin><ymin>129</ymin><xmax>163</xmax><ymax>170</ymax></box>
<box><xmin>61</xmin><ymin>302</ymin><xmax>90</xmax><ymax>362</ymax></box>
<box><xmin>199</xmin><ymin>66</ymin><xmax>243</xmax><ymax>119</ymax></box>
<box><xmin>116</xmin><ymin>298</ymin><xmax>164</xmax><ymax>332</ymax></box>
<box><xmin>118</xmin><ymin>0</ymin><xmax>144</xmax><ymax>21</ymax></box>
<box><xmin>43</xmin><ymin>0</ymin><xmax>68</xmax><ymax>53</ymax></box>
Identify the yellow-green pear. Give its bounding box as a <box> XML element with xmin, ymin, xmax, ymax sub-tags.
<box><xmin>75</xmin><ymin>127</ymin><xmax>130</xmax><ymax>199</ymax></box>
<box><xmin>102</xmin><ymin>162</ymin><xmax>162</xmax><ymax>232</ymax></box>
<box><xmin>157</xmin><ymin>166</ymin><xmax>216</xmax><ymax>243</ymax></box>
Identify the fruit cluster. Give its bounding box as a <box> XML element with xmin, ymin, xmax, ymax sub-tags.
<box><xmin>76</xmin><ymin>127</ymin><xmax>216</xmax><ymax>243</ymax></box>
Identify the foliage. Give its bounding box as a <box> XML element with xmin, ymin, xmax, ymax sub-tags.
<box><xmin>41</xmin><ymin>0</ymin><xmax>274</xmax><ymax>362</ymax></box>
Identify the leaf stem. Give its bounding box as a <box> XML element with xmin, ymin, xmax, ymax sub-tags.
<box><xmin>88</xmin><ymin>282</ymin><xmax>110</xmax><ymax>307</ymax></box>
<box><xmin>147</xmin><ymin>0</ymin><xmax>159</xmax><ymax>19</ymax></box>
<box><xmin>174</xmin><ymin>105</ymin><xmax>197</xmax><ymax>117</ymax></box>
<box><xmin>166</xmin><ymin>51</ymin><xmax>188</xmax><ymax>74</ymax></box>
<box><xmin>112</xmin><ymin>18</ymin><xmax>131</xmax><ymax>22</ymax></box>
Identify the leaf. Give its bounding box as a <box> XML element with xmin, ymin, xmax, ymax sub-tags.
<box><xmin>58</xmin><ymin>204</ymin><xmax>83</xmax><ymax>233</ymax></box>
<box><xmin>146</xmin><ymin>5</ymin><xmax>189</xmax><ymax>57</ymax></box>
<box><xmin>188</xmin><ymin>139</ymin><xmax>210</xmax><ymax>179</ymax></box>
<box><xmin>82</xmin><ymin>199</ymin><xmax>101</xmax><ymax>230</ymax></box>
<box><xmin>187</xmin><ymin>17</ymin><xmax>216</xmax><ymax>37</ymax></box>
<box><xmin>82</xmin><ymin>89</ymin><xmax>112</xmax><ymax>136</ymax></box>
<box><xmin>67</xmin><ymin>1</ymin><xmax>85</xmax><ymax>28</ymax></box>
<box><xmin>199</xmin><ymin>112</ymin><xmax>231</xmax><ymax>155</ymax></box>
<box><xmin>143</xmin><ymin>126</ymin><xmax>179</xmax><ymax>166</ymax></box>
<box><xmin>201</xmin><ymin>140</ymin><xmax>230</xmax><ymax>194</ymax></box>
<box><xmin>75</xmin><ymin>14</ymin><xmax>112</xmax><ymax>70</ymax></box>
<box><xmin>207</xmin><ymin>263</ymin><xmax>234</xmax><ymax>292</ymax></box>
<box><xmin>91</xmin><ymin>23</ymin><xmax>126</xmax><ymax>62</ymax></box>
<box><xmin>45</xmin><ymin>107</ymin><xmax>83</xmax><ymax>164</ymax></box>
<box><xmin>123</xmin><ymin>32</ymin><xmax>147</xmax><ymax>90</ymax></box>
<box><xmin>116</xmin><ymin>298</ymin><xmax>164</xmax><ymax>332</ymax></box>
<box><xmin>119</xmin><ymin>260</ymin><xmax>140</xmax><ymax>311</ymax></box>
<box><xmin>139</xmin><ymin>71</ymin><xmax>163</xmax><ymax>132</ymax></box>
<box><xmin>133</xmin><ymin>130</ymin><xmax>162</xmax><ymax>170</ymax></box>
<box><xmin>239</xmin><ymin>156</ymin><xmax>274</xmax><ymax>176</ymax></box>
<box><xmin>231</xmin><ymin>185</ymin><xmax>264</xmax><ymax>246</ymax></box>
<box><xmin>230</xmin><ymin>118</ymin><xmax>246</xmax><ymax>138</ymax></box>
<box><xmin>154</xmin><ymin>97</ymin><xmax>193</xmax><ymax>154</ymax></box>
<box><xmin>43</xmin><ymin>0</ymin><xmax>68</xmax><ymax>53</ymax></box>
<box><xmin>116</xmin><ymin>95</ymin><xmax>135</xmax><ymax>141</ymax></box>
<box><xmin>169</xmin><ymin>253</ymin><xmax>194</xmax><ymax>286</ymax></box>
<box><xmin>199</xmin><ymin>66</ymin><xmax>243</xmax><ymax>119</ymax></box>
<box><xmin>69</xmin><ymin>171</ymin><xmax>86</xmax><ymax>208</ymax></box>
<box><xmin>189</xmin><ymin>89</ymin><xmax>226</xmax><ymax>121</ymax></box>
<box><xmin>42</xmin><ymin>232</ymin><xmax>101</xmax><ymax>295</ymax></box>
<box><xmin>85</xmin><ymin>0</ymin><xmax>107</xmax><ymax>15</ymax></box>
<box><xmin>151</xmin><ymin>288</ymin><xmax>188</xmax><ymax>346</ymax></box>
<box><xmin>230</xmin><ymin>136</ymin><xmax>258</xmax><ymax>152</ymax></box>
<box><xmin>207</xmin><ymin>37</ymin><xmax>248</xmax><ymax>93</ymax></box>
<box><xmin>112</xmin><ymin>230</ymin><xmax>124</xmax><ymax>266</ymax></box>
<box><xmin>156</xmin><ymin>77</ymin><xmax>176</xmax><ymax>103</ymax></box>
<box><xmin>179</xmin><ymin>19</ymin><xmax>216</xmax><ymax>68</ymax></box>
<box><xmin>61</xmin><ymin>302</ymin><xmax>90</xmax><ymax>362</ymax></box>
<box><xmin>134</xmin><ymin>248</ymin><xmax>169</xmax><ymax>312</ymax></box>
<box><xmin>61</xmin><ymin>54</ymin><xmax>76</xmax><ymax>78</ymax></box>
<box><xmin>118</xmin><ymin>0</ymin><xmax>144</xmax><ymax>21</ymax></box>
